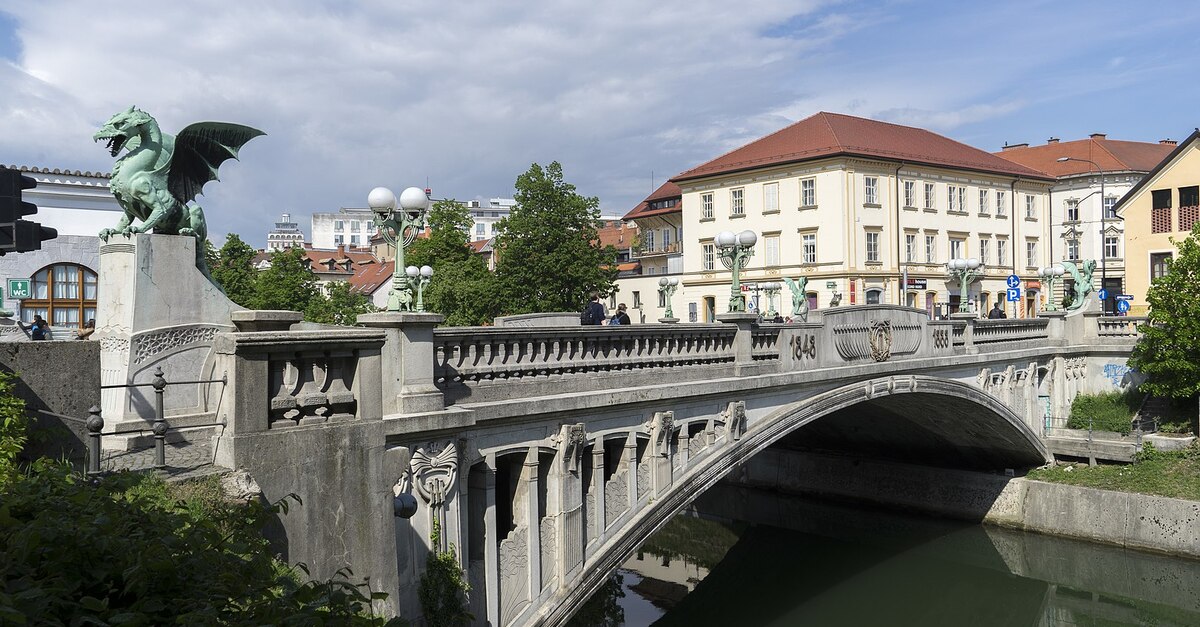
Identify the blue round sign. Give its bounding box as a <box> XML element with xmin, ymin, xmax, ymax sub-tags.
<box><xmin>1117</xmin><ymin>299</ymin><xmax>1131</xmax><ymax>313</ymax></box>
<box><xmin>1098</xmin><ymin>288</ymin><xmax>1108</xmax><ymax>301</ymax></box>
<box><xmin>1006</xmin><ymin>274</ymin><xmax>1021</xmax><ymax>289</ymax></box>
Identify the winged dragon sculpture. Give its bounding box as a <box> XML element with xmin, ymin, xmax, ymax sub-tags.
<box><xmin>93</xmin><ymin>106</ymin><xmax>264</xmax><ymax>282</ymax></box>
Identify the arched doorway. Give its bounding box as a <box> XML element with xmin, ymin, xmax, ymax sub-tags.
<box><xmin>20</xmin><ymin>263</ymin><xmax>98</xmax><ymax>331</ymax></box>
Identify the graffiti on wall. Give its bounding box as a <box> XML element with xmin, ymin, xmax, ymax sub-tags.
<box><xmin>1103</xmin><ymin>363</ymin><xmax>1131</xmax><ymax>387</ymax></box>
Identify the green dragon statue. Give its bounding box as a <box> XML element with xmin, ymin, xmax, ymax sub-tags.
<box><xmin>1061</xmin><ymin>259</ymin><xmax>1097</xmax><ymax>311</ymax></box>
<box><xmin>94</xmin><ymin>106</ymin><xmax>264</xmax><ymax>281</ymax></box>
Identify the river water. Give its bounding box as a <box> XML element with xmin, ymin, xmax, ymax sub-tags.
<box><xmin>588</xmin><ymin>486</ymin><xmax>1200</xmax><ymax>627</ymax></box>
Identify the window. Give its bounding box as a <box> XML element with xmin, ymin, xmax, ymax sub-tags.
<box><xmin>22</xmin><ymin>263</ymin><xmax>98</xmax><ymax>330</ymax></box>
<box><xmin>864</xmin><ymin>176</ymin><xmax>879</xmax><ymax>205</ymax></box>
<box><xmin>765</xmin><ymin>234</ymin><xmax>780</xmax><ymax>266</ymax></box>
<box><xmin>996</xmin><ymin>191</ymin><xmax>1008</xmax><ymax>216</ymax></box>
<box><xmin>632</xmin><ymin>291</ymin><xmax>641</xmax><ymax>308</ymax></box>
<box><xmin>866</xmin><ymin>289</ymin><xmax>882</xmax><ymax>305</ymax></box>
<box><xmin>866</xmin><ymin>231</ymin><xmax>880</xmax><ymax>262</ymax></box>
<box><xmin>998</xmin><ymin>238</ymin><xmax>1009</xmax><ymax>266</ymax></box>
<box><xmin>802</xmin><ymin>233</ymin><xmax>817</xmax><ymax>264</ymax></box>
<box><xmin>661</xmin><ymin>228</ymin><xmax>672</xmax><ymax>249</ymax></box>
<box><xmin>350</xmin><ymin>235</ymin><xmax>360</xmax><ymax>246</ymax></box>
<box><xmin>1152</xmin><ymin>190</ymin><xmax>1172</xmax><ymax>233</ymax></box>
<box><xmin>366</xmin><ymin>221</ymin><xmax>374</xmax><ymax>232</ymax></box>
<box><xmin>925</xmin><ymin>234</ymin><xmax>936</xmax><ymax>263</ymax></box>
<box><xmin>1026</xmin><ymin>240</ymin><xmax>1038</xmax><ymax>268</ymax></box>
<box><xmin>948</xmin><ymin>186</ymin><xmax>965</xmax><ymax>212</ymax></box>
<box><xmin>701</xmin><ymin>193</ymin><xmax>714</xmax><ymax>219</ymax></box>
<box><xmin>476</xmin><ymin>223</ymin><xmax>485</xmax><ymax>236</ymax></box>
<box><xmin>978</xmin><ymin>190</ymin><xmax>990</xmax><ymax>214</ymax></box>
<box><xmin>949</xmin><ymin>238</ymin><xmax>964</xmax><ymax>260</ymax></box>
<box><xmin>658</xmin><ymin>290</ymin><xmax>666</xmax><ymax>308</ymax></box>
<box><xmin>334</xmin><ymin>220</ymin><xmax>344</xmax><ymax>232</ymax></box>
<box><xmin>801</xmin><ymin>178</ymin><xmax>815</xmax><ymax>207</ymax></box>
<box><xmin>1105</xmin><ymin>236</ymin><xmax>1119</xmax><ymax>259</ymax></box>
<box><xmin>1151</xmin><ymin>252</ymin><xmax>1172</xmax><ymax>280</ymax></box>
<box><xmin>730</xmin><ymin>188</ymin><xmax>745</xmax><ymax>216</ymax></box>
<box><xmin>1181</xmin><ymin>186</ymin><xmax>1199</xmax><ymax>207</ymax></box>
<box><xmin>1182</xmin><ymin>205</ymin><xmax>1200</xmax><ymax>232</ymax></box>
<box><xmin>1066</xmin><ymin>199</ymin><xmax>1079</xmax><ymax>222</ymax></box>
<box><xmin>979</xmin><ymin>238</ymin><xmax>990</xmax><ymax>265</ymax></box>
<box><xmin>350</xmin><ymin>220</ymin><xmax>360</xmax><ymax>231</ymax></box>
<box><xmin>904</xmin><ymin>181</ymin><xmax>915</xmax><ymax>207</ymax></box>
<box><xmin>905</xmin><ymin>233</ymin><xmax>916</xmax><ymax>262</ymax></box>
<box><xmin>763</xmin><ymin>182</ymin><xmax>779</xmax><ymax>213</ymax></box>
<box><xmin>1067</xmin><ymin>239</ymin><xmax>1080</xmax><ymax>260</ymax></box>
<box><xmin>702</xmin><ymin>243</ymin><xmax>715</xmax><ymax>270</ymax></box>
<box><xmin>1103</xmin><ymin>196</ymin><xmax>1117</xmax><ymax>220</ymax></box>
<box><xmin>1025</xmin><ymin>194</ymin><xmax>1036</xmax><ymax>219</ymax></box>
<box><xmin>644</xmin><ymin>230</ymin><xmax>655</xmax><ymax>252</ymax></box>
<box><xmin>334</xmin><ymin>234</ymin><xmax>344</xmax><ymax>245</ymax></box>
<box><xmin>923</xmin><ymin>183</ymin><xmax>935</xmax><ymax>210</ymax></box>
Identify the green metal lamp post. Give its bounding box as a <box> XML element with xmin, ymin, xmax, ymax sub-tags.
<box><xmin>761</xmin><ymin>281</ymin><xmax>782</xmax><ymax>318</ymax></box>
<box><xmin>405</xmin><ymin>265</ymin><xmax>434</xmax><ymax>313</ymax></box>
<box><xmin>368</xmin><ymin>186</ymin><xmax>430</xmax><ymax>312</ymax></box>
<box><xmin>658</xmin><ymin>276</ymin><xmax>679</xmax><ymax>319</ymax></box>
<box><xmin>1038</xmin><ymin>264</ymin><xmax>1066</xmax><ymax>311</ymax></box>
<box><xmin>716</xmin><ymin>230</ymin><xmax>757</xmax><ymax>313</ymax></box>
<box><xmin>946</xmin><ymin>257</ymin><xmax>983</xmax><ymax>314</ymax></box>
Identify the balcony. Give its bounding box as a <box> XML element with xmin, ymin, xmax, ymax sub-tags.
<box><xmin>632</xmin><ymin>241</ymin><xmax>681</xmax><ymax>259</ymax></box>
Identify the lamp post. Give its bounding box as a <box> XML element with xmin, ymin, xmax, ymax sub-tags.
<box><xmin>946</xmin><ymin>257</ymin><xmax>983</xmax><ymax>314</ymax></box>
<box><xmin>405</xmin><ymin>265</ymin><xmax>434</xmax><ymax>312</ymax></box>
<box><xmin>716</xmin><ymin>230</ymin><xmax>757</xmax><ymax>312</ymax></box>
<box><xmin>368</xmin><ymin>186</ymin><xmax>431</xmax><ymax>312</ymax></box>
<box><xmin>761</xmin><ymin>282</ymin><xmax>782</xmax><ymax>318</ymax></box>
<box><xmin>1038</xmin><ymin>264</ymin><xmax>1066</xmax><ymax>311</ymax></box>
<box><xmin>1057</xmin><ymin>156</ymin><xmax>1108</xmax><ymax>312</ymax></box>
<box><xmin>657</xmin><ymin>276</ymin><xmax>679</xmax><ymax>319</ymax></box>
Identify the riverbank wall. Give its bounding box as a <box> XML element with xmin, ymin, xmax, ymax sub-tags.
<box><xmin>728</xmin><ymin>449</ymin><xmax>1200</xmax><ymax>559</ymax></box>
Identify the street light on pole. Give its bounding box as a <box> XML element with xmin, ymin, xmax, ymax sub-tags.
<box><xmin>368</xmin><ymin>186</ymin><xmax>431</xmax><ymax>312</ymax></box>
<box><xmin>716</xmin><ymin>230</ymin><xmax>757</xmax><ymax>313</ymax></box>
<box><xmin>946</xmin><ymin>257</ymin><xmax>983</xmax><ymax>314</ymax></box>
<box><xmin>1057</xmin><ymin>156</ymin><xmax>1109</xmax><ymax>313</ymax></box>
<box><xmin>1037</xmin><ymin>264</ymin><xmax>1066</xmax><ymax>311</ymax></box>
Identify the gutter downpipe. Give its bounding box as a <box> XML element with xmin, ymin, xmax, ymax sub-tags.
<box><xmin>896</xmin><ymin>162</ymin><xmax>906</xmax><ymax>306</ymax></box>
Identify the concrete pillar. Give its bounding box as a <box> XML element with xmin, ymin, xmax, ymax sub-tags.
<box><xmin>716</xmin><ymin>311</ymin><xmax>758</xmax><ymax>373</ymax></box>
<box><xmin>1039</xmin><ymin>310</ymin><xmax>1066</xmax><ymax>345</ymax></box>
<box><xmin>556</xmin><ymin>443</ymin><xmax>584</xmax><ymax>586</ymax></box>
<box><xmin>591</xmin><ymin>447</ymin><xmax>605</xmax><ymax>541</ymax></box>
<box><xmin>624</xmin><ymin>433</ymin><xmax>638</xmax><ymax>513</ymax></box>
<box><xmin>482</xmin><ymin>454</ymin><xmax>499</xmax><ymax>627</ymax></box>
<box><xmin>358</xmin><ymin>311</ymin><xmax>445</xmax><ymax>415</ymax></box>
<box><xmin>950</xmin><ymin>312</ymin><xmax>976</xmax><ymax>353</ymax></box>
<box><xmin>524</xmin><ymin>447</ymin><xmax>541</xmax><ymax>599</ymax></box>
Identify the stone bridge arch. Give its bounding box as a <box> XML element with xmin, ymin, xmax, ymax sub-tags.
<box><xmin>533</xmin><ymin>375</ymin><xmax>1049</xmax><ymax>626</ymax></box>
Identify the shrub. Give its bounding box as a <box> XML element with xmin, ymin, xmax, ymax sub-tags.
<box><xmin>0</xmin><ymin>371</ymin><xmax>28</xmax><ymax>489</ymax></box>
<box><xmin>1067</xmin><ymin>390</ymin><xmax>1140</xmax><ymax>434</ymax></box>
<box><xmin>418</xmin><ymin>521</ymin><xmax>472</xmax><ymax>627</ymax></box>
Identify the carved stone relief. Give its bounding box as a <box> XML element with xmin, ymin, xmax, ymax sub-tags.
<box><xmin>132</xmin><ymin>325</ymin><xmax>220</xmax><ymax>364</ymax></box>
<box><xmin>267</xmin><ymin>353</ymin><xmax>358</xmax><ymax>428</ymax></box>
<box><xmin>499</xmin><ymin>525</ymin><xmax>530</xmax><ymax>625</ymax></box>
<box><xmin>789</xmin><ymin>333</ymin><xmax>817</xmax><ymax>360</ymax></box>
<box><xmin>648</xmin><ymin>411</ymin><xmax>674</xmax><ymax>457</ymax></box>
<box><xmin>933</xmin><ymin>328</ymin><xmax>950</xmax><ymax>349</ymax></box>
<box><xmin>869</xmin><ymin>320</ymin><xmax>893</xmax><ymax>361</ymax></box>
<box><xmin>554</xmin><ymin>423</ymin><xmax>586</xmax><ymax>474</ymax></box>
<box><xmin>833</xmin><ymin>320</ymin><xmax>920</xmax><ymax>361</ymax></box>
<box><xmin>722</xmin><ymin>400</ymin><xmax>747</xmax><ymax>441</ymax></box>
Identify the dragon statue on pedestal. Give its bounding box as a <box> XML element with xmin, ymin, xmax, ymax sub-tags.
<box><xmin>1061</xmin><ymin>259</ymin><xmax>1097</xmax><ymax>311</ymax></box>
<box><xmin>93</xmin><ymin>106</ymin><xmax>264</xmax><ymax>282</ymax></box>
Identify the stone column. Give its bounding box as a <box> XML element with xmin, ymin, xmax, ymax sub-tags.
<box><xmin>1039</xmin><ymin>310</ymin><xmax>1067</xmax><ymax>345</ymax></box>
<box><xmin>950</xmin><ymin>312</ymin><xmax>976</xmax><ymax>353</ymax></box>
<box><xmin>358</xmin><ymin>311</ymin><xmax>444</xmax><ymax>415</ymax></box>
<box><xmin>524</xmin><ymin>448</ymin><xmax>541</xmax><ymax>600</ymax></box>
<box><xmin>624</xmin><ymin>433</ymin><xmax>638</xmax><ymax>513</ymax></box>
<box><xmin>716</xmin><ymin>311</ymin><xmax>758</xmax><ymax>374</ymax></box>
<box><xmin>482</xmin><ymin>455</ymin><xmax>500</xmax><ymax>627</ymax></box>
<box><xmin>557</xmin><ymin>441</ymin><xmax>584</xmax><ymax>586</ymax></box>
<box><xmin>591</xmin><ymin>447</ymin><xmax>605</xmax><ymax>542</ymax></box>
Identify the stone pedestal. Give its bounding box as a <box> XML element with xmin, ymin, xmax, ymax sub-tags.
<box><xmin>358</xmin><ymin>311</ymin><xmax>445</xmax><ymax>415</ymax></box>
<box><xmin>658</xmin><ymin>317</ymin><xmax>680</xmax><ymax>324</ymax></box>
<box><xmin>716</xmin><ymin>311</ymin><xmax>759</xmax><ymax>369</ymax></box>
<box><xmin>96</xmin><ymin>234</ymin><xmax>240</xmax><ymax>428</ymax></box>
<box><xmin>1038</xmin><ymin>310</ymin><xmax>1067</xmax><ymax>343</ymax></box>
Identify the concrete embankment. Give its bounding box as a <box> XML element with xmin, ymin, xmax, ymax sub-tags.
<box><xmin>730</xmin><ymin>449</ymin><xmax>1200</xmax><ymax>559</ymax></box>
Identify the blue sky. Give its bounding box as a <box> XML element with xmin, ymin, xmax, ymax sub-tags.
<box><xmin>0</xmin><ymin>1</ymin><xmax>1197</xmax><ymax>246</ymax></box>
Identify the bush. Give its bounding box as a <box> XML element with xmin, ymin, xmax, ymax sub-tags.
<box><xmin>0</xmin><ymin>371</ymin><xmax>28</xmax><ymax>489</ymax></box>
<box><xmin>1066</xmin><ymin>390</ymin><xmax>1141</xmax><ymax>434</ymax></box>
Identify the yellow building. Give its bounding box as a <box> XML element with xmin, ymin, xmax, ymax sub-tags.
<box><xmin>1114</xmin><ymin>130</ymin><xmax>1200</xmax><ymax>316</ymax></box>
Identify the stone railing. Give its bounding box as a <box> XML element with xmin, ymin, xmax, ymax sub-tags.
<box><xmin>970</xmin><ymin>318</ymin><xmax>1050</xmax><ymax>346</ymax></box>
<box><xmin>434</xmin><ymin>325</ymin><xmax>737</xmax><ymax>401</ymax></box>
<box><xmin>1097</xmin><ymin>316</ymin><xmax>1147</xmax><ymax>338</ymax></box>
<box><xmin>750</xmin><ymin>325</ymin><xmax>783</xmax><ymax>361</ymax></box>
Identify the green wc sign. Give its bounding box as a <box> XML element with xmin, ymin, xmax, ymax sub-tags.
<box><xmin>7</xmin><ymin>278</ymin><xmax>31</xmax><ymax>299</ymax></box>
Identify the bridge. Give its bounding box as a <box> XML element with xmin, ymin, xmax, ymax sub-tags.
<box><xmin>196</xmin><ymin>300</ymin><xmax>1139</xmax><ymax>626</ymax></box>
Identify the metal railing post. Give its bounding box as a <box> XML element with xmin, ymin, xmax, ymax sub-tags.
<box><xmin>86</xmin><ymin>405</ymin><xmax>103</xmax><ymax>475</ymax></box>
<box><xmin>152</xmin><ymin>366</ymin><xmax>167</xmax><ymax>469</ymax></box>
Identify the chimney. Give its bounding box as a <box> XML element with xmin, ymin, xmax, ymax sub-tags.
<box><xmin>1001</xmin><ymin>142</ymin><xmax>1029</xmax><ymax>151</ymax></box>
<box><xmin>336</xmin><ymin>244</ymin><xmax>345</xmax><ymax>257</ymax></box>
<box><xmin>1090</xmin><ymin>133</ymin><xmax>1107</xmax><ymax>140</ymax></box>
<box><xmin>1047</xmin><ymin>137</ymin><xmax>1059</xmax><ymax>144</ymax></box>
<box><xmin>1160</xmin><ymin>139</ymin><xmax>1177</xmax><ymax>146</ymax></box>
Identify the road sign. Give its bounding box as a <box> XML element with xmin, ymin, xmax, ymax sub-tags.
<box><xmin>1006</xmin><ymin>288</ymin><xmax>1021</xmax><ymax>302</ymax></box>
<box><xmin>1006</xmin><ymin>274</ymin><xmax>1020</xmax><ymax>289</ymax></box>
<box><xmin>825</xmin><ymin>281</ymin><xmax>837</xmax><ymax>289</ymax></box>
<box><xmin>7</xmin><ymin>278</ymin><xmax>30</xmax><ymax>299</ymax></box>
<box><xmin>1117</xmin><ymin>300</ymin><xmax>1131</xmax><ymax>313</ymax></box>
<box><xmin>1115</xmin><ymin>294</ymin><xmax>1134</xmax><ymax>301</ymax></box>
<box><xmin>1098</xmin><ymin>288</ymin><xmax>1108</xmax><ymax>301</ymax></box>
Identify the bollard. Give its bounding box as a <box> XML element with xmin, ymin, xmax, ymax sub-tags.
<box><xmin>86</xmin><ymin>405</ymin><xmax>103</xmax><ymax>475</ymax></box>
<box><xmin>152</xmin><ymin>366</ymin><xmax>167</xmax><ymax>469</ymax></box>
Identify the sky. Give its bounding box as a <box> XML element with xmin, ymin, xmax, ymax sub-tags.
<box><xmin>0</xmin><ymin>0</ymin><xmax>1198</xmax><ymax>247</ymax></box>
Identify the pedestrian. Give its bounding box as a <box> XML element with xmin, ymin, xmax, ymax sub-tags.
<box><xmin>76</xmin><ymin>318</ymin><xmax>96</xmax><ymax>340</ymax></box>
<box><xmin>987</xmin><ymin>302</ymin><xmax>1006</xmax><ymax>319</ymax></box>
<box><xmin>772</xmin><ymin>313</ymin><xmax>784</xmax><ymax>323</ymax></box>
<box><xmin>19</xmin><ymin>314</ymin><xmax>50</xmax><ymax>340</ymax></box>
<box><xmin>581</xmin><ymin>294</ymin><xmax>607</xmax><ymax>326</ymax></box>
<box><xmin>609</xmin><ymin>303</ymin><xmax>631</xmax><ymax>326</ymax></box>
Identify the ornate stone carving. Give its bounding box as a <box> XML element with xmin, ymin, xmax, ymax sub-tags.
<box><xmin>933</xmin><ymin>328</ymin><xmax>950</xmax><ymax>349</ymax></box>
<box><xmin>132</xmin><ymin>325</ymin><xmax>220</xmax><ymax>364</ymax></box>
<box><xmin>636</xmin><ymin>461</ymin><xmax>650</xmax><ymax>500</ymax></box>
<box><xmin>99</xmin><ymin>336</ymin><xmax>130</xmax><ymax>354</ymax></box>
<box><xmin>402</xmin><ymin>441</ymin><xmax>458</xmax><ymax>507</ymax></box>
<box><xmin>722</xmin><ymin>400</ymin><xmax>747</xmax><ymax>441</ymax></box>
<box><xmin>539</xmin><ymin>517</ymin><xmax>556</xmax><ymax>589</ymax></box>
<box><xmin>499</xmin><ymin>525</ymin><xmax>530</xmax><ymax>625</ymax></box>
<box><xmin>267</xmin><ymin>353</ymin><xmax>358</xmax><ymax>428</ymax></box>
<box><xmin>790</xmin><ymin>333</ymin><xmax>816</xmax><ymax>360</ymax></box>
<box><xmin>649</xmin><ymin>411</ymin><xmax>674</xmax><ymax>457</ymax></box>
<box><xmin>555</xmin><ymin>423</ymin><xmax>586</xmax><ymax>473</ymax></box>
<box><xmin>604</xmin><ymin>470</ymin><xmax>628</xmax><ymax>527</ymax></box>
<box><xmin>869</xmin><ymin>320</ymin><xmax>893</xmax><ymax>362</ymax></box>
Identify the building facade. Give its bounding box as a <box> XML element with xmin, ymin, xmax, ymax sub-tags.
<box><xmin>994</xmin><ymin>135</ymin><xmax>1174</xmax><ymax>312</ymax></box>
<box><xmin>614</xmin><ymin>182</ymin><xmax>683</xmax><ymax>322</ymax></box>
<box><xmin>1114</xmin><ymin>130</ymin><xmax>1200</xmax><ymax>316</ymax></box>
<box><xmin>670</xmin><ymin>112</ymin><xmax>1055</xmax><ymax>322</ymax></box>
<box><xmin>266</xmin><ymin>213</ymin><xmax>306</xmax><ymax>251</ymax></box>
<box><xmin>465</xmin><ymin>198</ymin><xmax>515</xmax><ymax>242</ymax></box>
<box><xmin>311</xmin><ymin>208</ymin><xmax>376</xmax><ymax>250</ymax></box>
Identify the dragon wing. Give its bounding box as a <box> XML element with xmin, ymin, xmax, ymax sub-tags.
<box><xmin>168</xmin><ymin>122</ymin><xmax>265</xmax><ymax>205</ymax></box>
<box><xmin>782</xmin><ymin>277</ymin><xmax>797</xmax><ymax>293</ymax></box>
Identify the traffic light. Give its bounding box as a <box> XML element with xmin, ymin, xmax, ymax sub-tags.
<box><xmin>0</xmin><ymin>167</ymin><xmax>57</xmax><ymax>254</ymax></box>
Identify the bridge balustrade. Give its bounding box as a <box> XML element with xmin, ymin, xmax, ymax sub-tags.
<box><xmin>1096</xmin><ymin>316</ymin><xmax>1148</xmax><ymax>337</ymax></box>
<box><xmin>970</xmin><ymin>318</ymin><xmax>1051</xmax><ymax>346</ymax></box>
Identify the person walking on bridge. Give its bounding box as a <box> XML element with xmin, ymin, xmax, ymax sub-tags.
<box><xmin>987</xmin><ymin>302</ymin><xmax>1007</xmax><ymax>319</ymax></box>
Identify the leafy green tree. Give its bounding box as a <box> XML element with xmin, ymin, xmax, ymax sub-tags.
<box><xmin>494</xmin><ymin>162</ymin><xmax>618</xmax><ymax>315</ymax></box>
<box><xmin>408</xmin><ymin>200</ymin><xmax>500</xmax><ymax>326</ymax></box>
<box><xmin>306</xmin><ymin>280</ymin><xmax>376</xmax><ymax>326</ymax></box>
<box><xmin>210</xmin><ymin>233</ymin><xmax>259</xmax><ymax>307</ymax></box>
<box><xmin>252</xmin><ymin>247</ymin><xmax>320</xmax><ymax>313</ymax></box>
<box><xmin>1129</xmin><ymin>224</ymin><xmax>1200</xmax><ymax>433</ymax></box>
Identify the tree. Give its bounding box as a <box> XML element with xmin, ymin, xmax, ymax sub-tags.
<box><xmin>408</xmin><ymin>200</ymin><xmax>500</xmax><ymax>326</ymax></box>
<box><xmin>210</xmin><ymin>234</ymin><xmax>258</xmax><ymax>307</ymax></box>
<box><xmin>494</xmin><ymin>162</ymin><xmax>617</xmax><ymax>315</ymax></box>
<box><xmin>1128</xmin><ymin>224</ymin><xmax>1200</xmax><ymax>433</ymax></box>
<box><xmin>305</xmin><ymin>280</ymin><xmax>375</xmax><ymax>326</ymax></box>
<box><xmin>251</xmin><ymin>247</ymin><xmax>320</xmax><ymax>312</ymax></box>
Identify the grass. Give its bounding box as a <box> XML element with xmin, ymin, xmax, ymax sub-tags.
<box><xmin>1066</xmin><ymin>390</ymin><xmax>1141</xmax><ymax>434</ymax></box>
<box><xmin>1027</xmin><ymin>443</ymin><xmax>1200</xmax><ymax>501</ymax></box>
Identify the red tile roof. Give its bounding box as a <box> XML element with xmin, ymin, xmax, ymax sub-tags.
<box><xmin>623</xmin><ymin>181</ymin><xmax>682</xmax><ymax>221</ymax></box>
<box><xmin>992</xmin><ymin>136</ymin><xmax>1175</xmax><ymax>177</ymax></box>
<box><xmin>672</xmin><ymin>112</ymin><xmax>1052</xmax><ymax>182</ymax></box>
<box><xmin>348</xmin><ymin>260</ymin><xmax>393</xmax><ymax>296</ymax></box>
<box><xmin>597</xmin><ymin>222</ymin><xmax>637</xmax><ymax>249</ymax></box>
